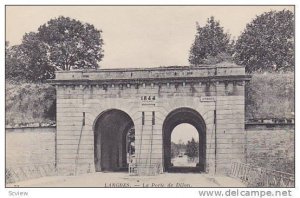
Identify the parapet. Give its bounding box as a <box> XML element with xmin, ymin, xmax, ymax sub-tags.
<box><xmin>50</xmin><ymin>64</ymin><xmax>250</xmax><ymax>85</ymax></box>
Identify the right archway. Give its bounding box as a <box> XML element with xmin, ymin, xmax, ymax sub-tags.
<box><xmin>162</xmin><ymin>107</ymin><xmax>206</xmax><ymax>173</ymax></box>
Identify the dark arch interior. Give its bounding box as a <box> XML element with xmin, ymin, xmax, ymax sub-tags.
<box><xmin>163</xmin><ymin>108</ymin><xmax>206</xmax><ymax>173</ymax></box>
<box><xmin>94</xmin><ymin>109</ymin><xmax>134</xmax><ymax>172</ymax></box>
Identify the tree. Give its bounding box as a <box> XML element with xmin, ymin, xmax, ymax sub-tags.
<box><xmin>185</xmin><ymin>138</ymin><xmax>198</xmax><ymax>159</ymax></box>
<box><xmin>6</xmin><ymin>33</ymin><xmax>54</xmax><ymax>82</ymax></box>
<box><xmin>189</xmin><ymin>16</ymin><xmax>232</xmax><ymax>65</ymax></box>
<box><xmin>5</xmin><ymin>42</ymin><xmax>16</xmax><ymax>80</ymax></box>
<box><xmin>171</xmin><ymin>142</ymin><xmax>180</xmax><ymax>158</ymax></box>
<box><xmin>6</xmin><ymin>16</ymin><xmax>104</xmax><ymax>82</ymax></box>
<box><xmin>234</xmin><ymin>10</ymin><xmax>294</xmax><ymax>73</ymax></box>
<box><xmin>38</xmin><ymin>16</ymin><xmax>104</xmax><ymax>71</ymax></box>
<box><xmin>5</xmin><ymin>42</ymin><xmax>28</xmax><ymax>82</ymax></box>
<box><xmin>20</xmin><ymin>32</ymin><xmax>54</xmax><ymax>81</ymax></box>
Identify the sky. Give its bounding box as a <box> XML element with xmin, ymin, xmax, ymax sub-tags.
<box><xmin>5</xmin><ymin>6</ymin><xmax>293</xmax><ymax>144</ymax></box>
<box><xmin>172</xmin><ymin>124</ymin><xmax>198</xmax><ymax>144</ymax></box>
<box><xmin>6</xmin><ymin>5</ymin><xmax>293</xmax><ymax>69</ymax></box>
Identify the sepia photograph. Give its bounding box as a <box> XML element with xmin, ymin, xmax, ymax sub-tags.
<box><xmin>5</xmin><ymin>5</ymin><xmax>295</xmax><ymax>189</ymax></box>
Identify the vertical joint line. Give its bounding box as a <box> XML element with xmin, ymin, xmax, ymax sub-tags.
<box><xmin>142</xmin><ymin>112</ymin><xmax>145</xmax><ymax>125</ymax></box>
<box><xmin>214</xmin><ymin>110</ymin><xmax>216</xmax><ymax>124</ymax></box>
<box><xmin>214</xmin><ymin>109</ymin><xmax>217</xmax><ymax>174</ymax></box>
<box><xmin>54</xmin><ymin>125</ymin><xmax>57</xmax><ymax>168</ymax></box>
<box><xmin>152</xmin><ymin>111</ymin><xmax>155</xmax><ymax>125</ymax></box>
<box><xmin>75</xmin><ymin>112</ymin><xmax>85</xmax><ymax>175</ymax></box>
<box><xmin>83</xmin><ymin>112</ymin><xmax>85</xmax><ymax>126</ymax></box>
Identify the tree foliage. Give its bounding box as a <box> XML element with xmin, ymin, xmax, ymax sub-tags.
<box><xmin>6</xmin><ymin>33</ymin><xmax>56</xmax><ymax>82</ymax></box>
<box><xmin>186</xmin><ymin>138</ymin><xmax>198</xmax><ymax>159</ymax></box>
<box><xmin>171</xmin><ymin>141</ymin><xmax>187</xmax><ymax>158</ymax></box>
<box><xmin>234</xmin><ymin>10</ymin><xmax>294</xmax><ymax>73</ymax></box>
<box><xmin>38</xmin><ymin>16</ymin><xmax>104</xmax><ymax>71</ymax></box>
<box><xmin>22</xmin><ymin>32</ymin><xmax>54</xmax><ymax>81</ymax></box>
<box><xmin>6</xmin><ymin>42</ymin><xmax>25</xmax><ymax>82</ymax></box>
<box><xmin>171</xmin><ymin>142</ymin><xmax>180</xmax><ymax>159</ymax></box>
<box><xmin>189</xmin><ymin>16</ymin><xmax>232</xmax><ymax>65</ymax></box>
<box><xmin>6</xmin><ymin>16</ymin><xmax>104</xmax><ymax>82</ymax></box>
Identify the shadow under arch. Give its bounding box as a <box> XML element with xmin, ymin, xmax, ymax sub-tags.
<box><xmin>93</xmin><ymin>109</ymin><xmax>134</xmax><ymax>172</ymax></box>
<box><xmin>162</xmin><ymin>107</ymin><xmax>206</xmax><ymax>173</ymax></box>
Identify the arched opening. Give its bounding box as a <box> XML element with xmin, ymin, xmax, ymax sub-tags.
<box><xmin>94</xmin><ymin>109</ymin><xmax>135</xmax><ymax>172</ymax></box>
<box><xmin>171</xmin><ymin>124</ymin><xmax>199</xmax><ymax>167</ymax></box>
<box><xmin>163</xmin><ymin>108</ymin><xmax>206</xmax><ymax>173</ymax></box>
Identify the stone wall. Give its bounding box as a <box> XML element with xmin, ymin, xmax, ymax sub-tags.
<box><xmin>215</xmin><ymin>83</ymin><xmax>246</xmax><ymax>174</ymax></box>
<box><xmin>52</xmin><ymin>66</ymin><xmax>249</xmax><ymax>175</ymax></box>
<box><xmin>246</xmin><ymin>125</ymin><xmax>294</xmax><ymax>174</ymax></box>
<box><xmin>54</xmin><ymin>82</ymin><xmax>246</xmax><ymax>175</ymax></box>
<box><xmin>55</xmin><ymin>83</ymin><xmax>216</xmax><ymax>175</ymax></box>
<box><xmin>5</xmin><ymin>125</ymin><xmax>294</xmax><ymax>176</ymax></box>
<box><xmin>6</xmin><ymin>127</ymin><xmax>56</xmax><ymax>167</ymax></box>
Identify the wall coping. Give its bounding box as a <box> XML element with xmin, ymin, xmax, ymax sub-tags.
<box><xmin>55</xmin><ymin>65</ymin><xmax>243</xmax><ymax>73</ymax></box>
<box><xmin>5</xmin><ymin>125</ymin><xmax>56</xmax><ymax>130</ymax></box>
<box><xmin>49</xmin><ymin>65</ymin><xmax>251</xmax><ymax>85</ymax></box>
<box><xmin>5</xmin><ymin>122</ymin><xmax>294</xmax><ymax>130</ymax></box>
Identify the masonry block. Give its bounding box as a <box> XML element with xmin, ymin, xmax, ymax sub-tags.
<box><xmin>50</xmin><ymin>65</ymin><xmax>250</xmax><ymax>175</ymax></box>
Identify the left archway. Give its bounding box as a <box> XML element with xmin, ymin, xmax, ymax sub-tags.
<box><xmin>93</xmin><ymin>109</ymin><xmax>134</xmax><ymax>172</ymax></box>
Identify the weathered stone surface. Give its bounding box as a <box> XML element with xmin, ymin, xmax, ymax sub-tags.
<box><xmin>6</xmin><ymin>127</ymin><xmax>55</xmax><ymax>167</ymax></box>
<box><xmin>246</xmin><ymin>126</ymin><xmax>294</xmax><ymax>173</ymax></box>
<box><xmin>6</xmin><ymin>126</ymin><xmax>293</xmax><ymax>177</ymax></box>
<box><xmin>50</xmin><ymin>66</ymin><xmax>250</xmax><ymax>175</ymax></box>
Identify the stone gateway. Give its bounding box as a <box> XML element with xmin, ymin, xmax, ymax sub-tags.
<box><xmin>50</xmin><ymin>65</ymin><xmax>250</xmax><ymax>176</ymax></box>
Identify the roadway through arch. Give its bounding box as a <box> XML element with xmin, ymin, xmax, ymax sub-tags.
<box><xmin>162</xmin><ymin>107</ymin><xmax>206</xmax><ymax>173</ymax></box>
